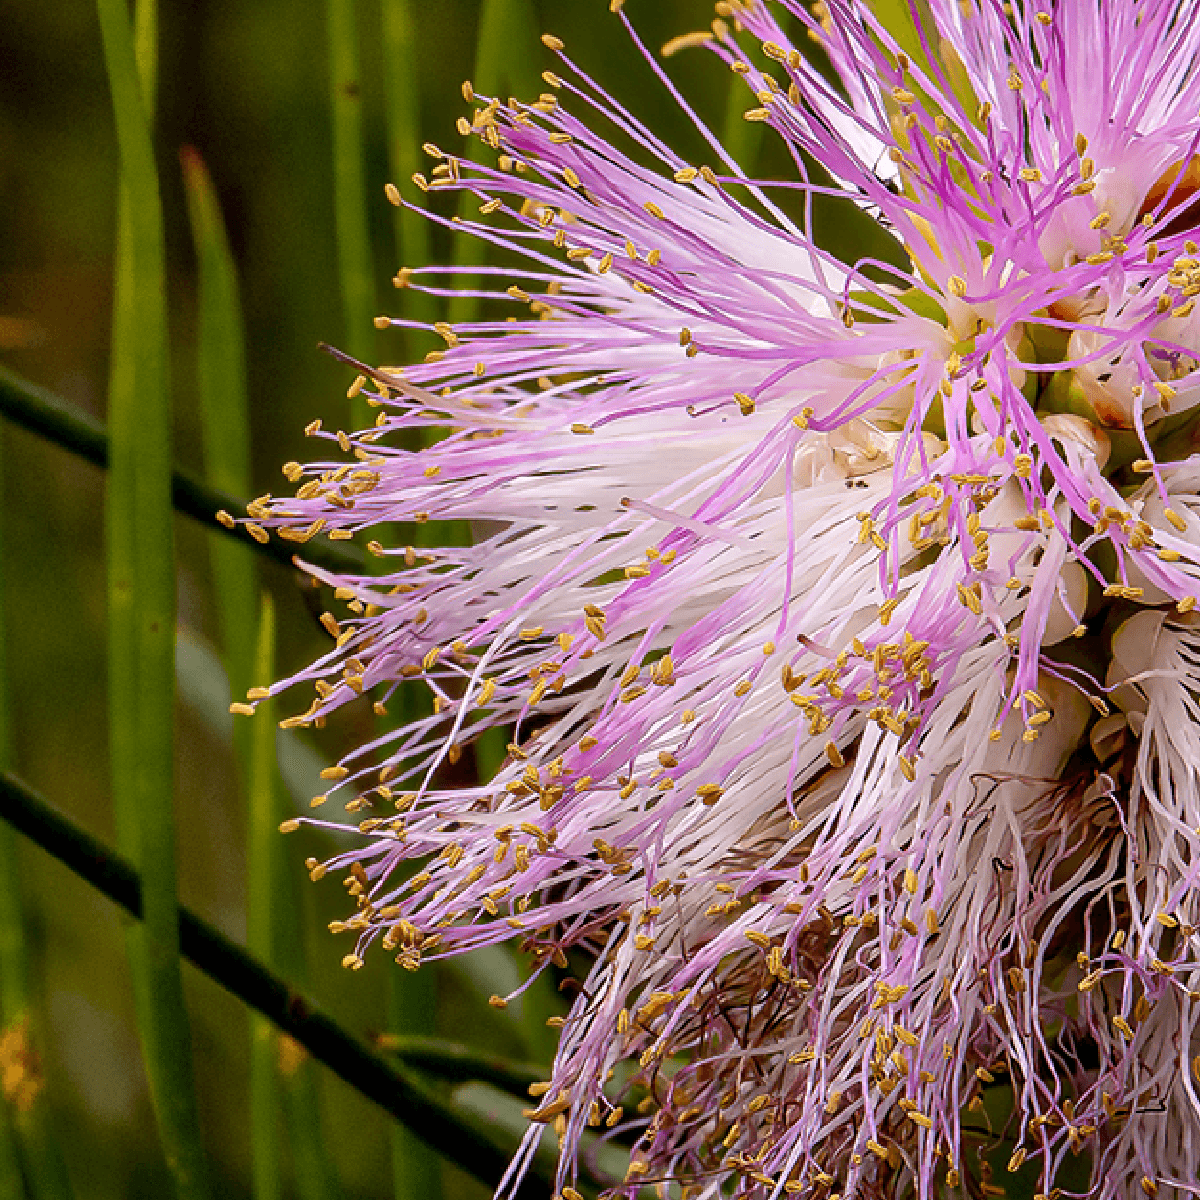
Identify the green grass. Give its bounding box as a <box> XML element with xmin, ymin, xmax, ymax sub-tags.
<box><xmin>96</xmin><ymin>0</ymin><xmax>211</xmax><ymax>1194</ymax></box>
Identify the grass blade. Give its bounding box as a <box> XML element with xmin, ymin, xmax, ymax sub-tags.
<box><xmin>182</xmin><ymin>144</ymin><xmax>342</xmax><ymax>1200</ymax></box>
<box><xmin>278</xmin><ymin>1045</ymin><xmax>342</xmax><ymax>1200</ymax></box>
<box><xmin>0</xmin><ymin>417</ymin><xmax>23</xmax><ymax>1200</ymax></box>
<box><xmin>272</xmin><ymin>721</ymin><xmax>342</xmax><ymax>1200</ymax></box>
<box><xmin>388</xmin><ymin>970</ymin><xmax>441</xmax><ymax>1200</ymax></box>
<box><xmin>180</xmin><ymin>146</ymin><xmax>257</xmax><ymax>704</ymax></box>
<box><xmin>95</xmin><ymin>0</ymin><xmax>211</xmax><ymax>1195</ymax></box>
<box><xmin>0</xmin><ymin>1115</ymin><xmax>19</xmax><ymax>1200</ymax></box>
<box><xmin>248</xmin><ymin>597</ymin><xmax>282</xmax><ymax>1200</ymax></box>
<box><xmin>449</xmin><ymin>0</ymin><xmax>542</xmax><ymax>325</ymax></box>
<box><xmin>183</xmin><ymin>138</ymin><xmax>279</xmax><ymax>1200</ymax></box>
<box><xmin>0</xmin><ymin>363</ymin><xmax>366</xmax><ymax>577</ymax></box>
<box><xmin>326</xmin><ymin>0</ymin><xmax>375</xmax><ymax>428</ymax></box>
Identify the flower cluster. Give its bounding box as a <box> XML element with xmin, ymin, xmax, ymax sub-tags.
<box><xmin>247</xmin><ymin>0</ymin><xmax>1200</xmax><ymax>1195</ymax></box>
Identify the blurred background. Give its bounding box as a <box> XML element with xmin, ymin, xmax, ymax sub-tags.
<box><xmin>0</xmin><ymin>1</ymin><xmax>791</xmax><ymax>1197</ymax></box>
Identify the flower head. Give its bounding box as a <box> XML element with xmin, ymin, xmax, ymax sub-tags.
<box><xmin>251</xmin><ymin>1</ymin><xmax>1200</xmax><ymax>1196</ymax></box>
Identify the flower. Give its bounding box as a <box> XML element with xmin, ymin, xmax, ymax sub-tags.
<box><xmin>248</xmin><ymin>1</ymin><xmax>1200</xmax><ymax>1196</ymax></box>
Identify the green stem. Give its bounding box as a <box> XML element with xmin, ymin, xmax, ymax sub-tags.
<box><xmin>374</xmin><ymin>1034</ymin><xmax>542</xmax><ymax>1098</ymax></box>
<box><xmin>270</xmin><ymin>688</ymin><xmax>343</xmax><ymax>1200</ymax></box>
<box><xmin>248</xmin><ymin>598</ymin><xmax>282</xmax><ymax>1200</ymax></box>
<box><xmin>0</xmin><ymin>410</ymin><xmax>17</xmax><ymax>1200</ymax></box>
<box><xmin>132</xmin><ymin>0</ymin><xmax>157</xmax><ymax>122</ymax></box>
<box><xmin>0</xmin><ymin>771</ymin><xmax>559</xmax><ymax>1199</ymax></box>
<box><xmin>0</xmin><ymin>364</ymin><xmax>366</xmax><ymax>577</ymax></box>
<box><xmin>0</xmin><ymin>816</ymin><xmax>74</xmax><ymax>1200</ymax></box>
<box><xmin>180</xmin><ymin>146</ymin><xmax>257</xmax><ymax>700</ymax></box>
<box><xmin>280</xmin><ymin>1063</ymin><xmax>341</xmax><ymax>1200</ymax></box>
<box><xmin>326</xmin><ymin>0</ymin><xmax>375</xmax><ymax>428</ymax></box>
<box><xmin>183</xmin><ymin>141</ymin><xmax>288</xmax><ymax>1200</ymax></box>
<box><xmin>0</xmin><ymin>1112</ymin><xmax>19</xmax><ymax>1200</ymax></box>
<box><xmin>95</xmin><ymin>0</ymin><xmax>211</xmax><ymax>1195</ymax></box>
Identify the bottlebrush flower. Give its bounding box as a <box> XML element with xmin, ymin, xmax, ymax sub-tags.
<box><xmin>247</xmin><ymin>0</ymin><xmax>1200</xmax><ymax>1196</ymax></box>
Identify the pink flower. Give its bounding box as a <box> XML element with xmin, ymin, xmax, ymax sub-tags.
<box><xmin>251</xmin><ymin>2</ymin><xmax>1200</xmax><ymax>1195</ymax></box>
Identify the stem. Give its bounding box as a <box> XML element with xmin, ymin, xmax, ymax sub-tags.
<box><xmin>388</xmin><ymin>968</ymin><xmax>442</xmax><ymax>1200</ymax></box>
<box><xmin>0</xmin><ymin>430</ymin><xmax>72</xmax><ymax>1200</ymax></box>
<box><xmin>275</xmin><ymin>839</ymin><xmax>343</xmax><ymax>1200</ymax></box>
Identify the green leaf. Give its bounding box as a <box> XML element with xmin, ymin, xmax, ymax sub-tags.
<box><xmin>95</xmin><ymin>0</ymin><xmax>211</xmax><ymax>1194</ymax></box>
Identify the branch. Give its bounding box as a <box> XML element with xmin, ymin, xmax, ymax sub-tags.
<box><xmin>0</xmin><ymin>770</ymin><xmax>552</xmax><ymax>1199</ymax></box>
<box><xmin>0</xmin><ymin>363</ymin><xmax>365</xmax><ymax>577</ymax></box>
